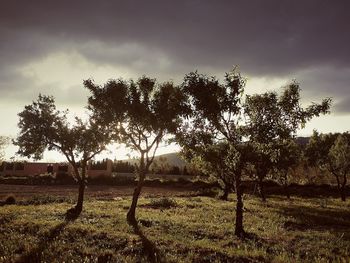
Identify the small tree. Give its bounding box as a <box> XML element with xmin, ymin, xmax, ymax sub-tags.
<box><xmin>86</xmin><ymin>76</ymin><xmax>187</xmax><ymax>224</ymax></box>
<box><xmin>177</xmin><ymin>68</ymin><xmax>248</xmax><ymax>237</ymax></box>
<box><xmin>306</xmin><ymin>131</ymin><xmax>350</xmax><ymax>201</ymax></box>
<box><xmin>272</xmin><ymin>139</ymin><xmax>301</xmax><ymax>199</ymax></box>
<box><xmin>180</xmin><ymin>137</ymin><xmax>234</xmax><ymax>200</ymax></box>
<box><xmin>329</xmin><ymin>134</ymin><xmax>350</xmax><ymax>201</ymax></box>
<box><xmin>244</xmin><ymin>82</ymin><xmax>331</xmax><ymax>201</ymax></box>
<box><xmin>14</xmin><ymin>95</ymin><xmax>110</xmax><ymax>217</ymax></box>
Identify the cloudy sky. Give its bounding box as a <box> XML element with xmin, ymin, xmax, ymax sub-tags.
<box><xmin>1</xmin><ymin>0</ymin><xmax>349</xmax><ymax>161</ymax></box>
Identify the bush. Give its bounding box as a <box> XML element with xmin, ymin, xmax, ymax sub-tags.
<box><xmin>147</xmin><ymin>197</ymin><xmax>177</xmax><ymax>209</ymax></box>
<box><xmin>195</xmin><ymin>187</ymin><xmax>221</xmax><ymax>198</ymax></box>
<box><xmin>4</xmin><ymin>195</ymin><xmax>16</xmax><ymax>205</ymax></box>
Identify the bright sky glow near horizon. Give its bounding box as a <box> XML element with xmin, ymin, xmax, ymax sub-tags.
<box><xmin>1</xmin><ymin>1</ymin><xmax>349</xmax><ymax>162</ymax></box>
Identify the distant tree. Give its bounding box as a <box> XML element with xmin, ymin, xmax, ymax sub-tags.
<box><xmin>169</xmin><ymin>165</ymin><xmax>181</xmax><ymax>175</ymax></box>
<box><xmin>306</xmin><ymin>131</ymin><xmax>350</xmax><ymax>201</ymax></box>
<box><xmin>113</xmin><ymin>160</ymin><xmax>135</xmax><ymax>173</ymax></box>
<box><xmin>182</xmin><ymin>166</ymin><xmax>189</xmax><ymax>175</ymax></box>
<box><xmin>150</xmin><ymin>156</ymin><xmax>170</xmax><ymax>174</ymax></box>
<box><xmin>176</xmin><ymin>68</ymin><xmax>248</xmax><ymax>237</ymax></box>
<box><xmin>180</xmin><ymin>139</ymin><xmax>234</xmax><ymax>200</ymax></box>
<box><xmin>14</xmin><ymin>95</ymin><xmax>111</xmax><ymax>218</ymax></box>
<box><xmin>244</xmin><ymin>82</ymin><xmax>331</xmax><ymax>201</ymax></box>
<box><xmin>272</xmin><ymin>139</ymin><xmax>301</xmax><ymax>199</ymax></box>
<box><xmin>86</xmin><ymin>76</ymin><xmax>187</xmax><ymax>224</ymax></box>
<box><xmin>0</xmin><ymin>136</ymin><xmax>9</xmax><ymax>162</ymax></box>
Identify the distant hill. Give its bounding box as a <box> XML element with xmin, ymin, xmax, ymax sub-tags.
<box><xmin>122</xmin><ymin>136</ymin><xmax>311</xmax><ymax>166</ymax></box>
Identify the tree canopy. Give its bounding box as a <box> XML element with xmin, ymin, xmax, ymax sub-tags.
<box><xmin>14</xmin><ymin>94</ymin><xmax>111</xmax><ymax>216</ymax></box>
<box><xmin>244</xmin><ymin>82</ymin><xmax>331</xmax><ymax>201</ymax></box>
<box><xmin>85</xmin><ymin>76</ymin><xmax>188</xmax><ymax>223</ymax></box>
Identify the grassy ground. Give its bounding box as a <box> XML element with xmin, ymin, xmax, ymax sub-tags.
<box><xmin>0</xmin><ymin>192</ymin><xmax>349</xmax><ymax>262</ymax></box>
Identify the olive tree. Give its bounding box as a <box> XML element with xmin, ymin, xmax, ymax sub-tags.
<box><xmin>306</xmin><ymin>131</ymin><xmax>350</xmax><ymax>201</ymax></box>
<box><xmin>272</xmin><ymin>139</ymin><xmax>301</xmax><ymax>199</ymax></box>
<box><xmin>176</xmin><ymin>68</ymin><xmax>248</xmax><ymax>237</ymax></box>
<box><xmin>85</xmin><ymin>76</ymin><xmax>187</xmax><ymax>224</ymax></box>
<box><xmin>244</xmin><ymin>82</ymin><xmax>331</xmax><ymax>201</ymax></box>
<box><xmin>180</xmin><ymin>136</ymin><xmax>234</xmax><ymax>200</ymax></box>
<box><xmin>14</xmin><ymin>95</ymin><xmax>111</xmax><ymax>217</ymax></box>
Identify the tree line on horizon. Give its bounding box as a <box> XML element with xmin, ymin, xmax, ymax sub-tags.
<box><xmin>11</xmin><ymin>67</ymin><xmax>350</xmax><ymax>238</ymax></box>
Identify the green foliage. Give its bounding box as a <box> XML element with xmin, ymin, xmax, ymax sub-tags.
<box><xmin>113</xmin><ymin>160</ymin><xmax>135</xmax><ymax>173</ymax></box>
<box><xmin>14</xmin><ymin>95</ymin><xmax>111</xmax><ymax>181</ymax></box>
<box><xmin>305</xmin><ymin>132</ymin><xmax>350</xmax><ymax>200</ymax></box>
<box><xmin>244</xmin><ymin>82</ymin><xmax>331</xmax><ymax>197</ymax></box>
<box><xmin>86</xmin><ymin>76</ymin><xmax>188</xmax><ymax>222</ymax></box>
<box><xmin>86</xmin><ymin>76</ymin><xmax>187</xmax><ymax>170</ymax></box>
<box><xmin>329</xmin><ymin>134</ymin><xmax>350</xmax><ymax>176</ymax></box>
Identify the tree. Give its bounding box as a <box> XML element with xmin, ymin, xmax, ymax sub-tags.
<box><xmin>180</xmin><ymin>137</ymin><xmax>234</xmax><ymax>200</ymax></box>
<box><xmin>0</xmin><ymin>136</ymin><xmax>9</xmax><ymax>162</ymax></box>
<box><xmin>14</xmin><ymin>95</ymin><xmax>110</xmax><ymax>217</ymax></box>
<box><xmin>85</xmin><ymin>76</ymin><xmax>187</xmax><ymax>224</ymax></box>
<box><xmin>329</xmin><ymin>134</ymin><xmax>350</xmax><ymax>201</ymax></box>
<box><xmin>272</xmin><ymin>139</ymin><xmax>301</xmax><ymax>199</ymax></box>
<box><xmin>176</xmin><ymin>68</ymin><xmax>248</xmax><ymax>237</ymax></box>
<box><xmin>306</xmin><ymin>131</ymin><xmax>350</xmax><ymax>201</ymax></box>
<box><xmin>244</xmin><ymin>82</ymin><xmax>331</xmax><ymax>201</ymax></box>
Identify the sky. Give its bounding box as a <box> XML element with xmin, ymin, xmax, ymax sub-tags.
<box><xmin>1</xmin><ymin>0</ymin><xmax>349</xmax><ymax>161</ymax></box>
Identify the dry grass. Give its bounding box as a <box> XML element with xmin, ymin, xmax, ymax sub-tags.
<box><xmin>0</xmin><ymin>191</ymin><xmax>349</xmax><ymax>262</ymax></box>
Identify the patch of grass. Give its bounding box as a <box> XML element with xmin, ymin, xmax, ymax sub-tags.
<box><xmin>145</xmin><ymin>197</ymin><xmax>178</xmax><ymax>209</ymax></box>
<box><xmin>0</xmin><ymin>195</ymin><xmax>349</xmax><ymax>262</ymax></box>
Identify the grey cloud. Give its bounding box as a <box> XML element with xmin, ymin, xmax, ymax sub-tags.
<box><xmin>0</xmin><ymin>0</ymin><xmax>349</xmax><ymax>114</ymax></box>
<box><xmin>1</xmin><ymin>0</ymin><xmax>349</xmax><ymax>75</ymax></box>
<box><xmin>334</xmin><ymin>98</ymin><xmax>350</xmax><ymax>114</ymax></box>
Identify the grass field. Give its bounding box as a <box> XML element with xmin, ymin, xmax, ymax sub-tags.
<box><xmin>0</xmin><ymin>186</ymin><xmax>349</xmax><ymax>262</ymax></box>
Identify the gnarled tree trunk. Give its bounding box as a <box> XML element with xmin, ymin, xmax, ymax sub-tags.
<box><xmin>220</xmin><ymin>180</ymin><xmax>231</xmax><ymax>201</ymax></box>
<box><xmin>75</xmin><ymin>178</ymin><xmax>86</xmax><ymax>214</ymax></box>
<box><xmin>234</xmin><ymin>172</ymin><xmax>245</xmax><ymax>237</ymax></box>
<box><xmin>66</xmin><ymin>163</ymin><xmax>86</xmax><ymax>219</ymax></box>
<box><xmin>340</xmin><ymin>173</ymin><xmax>347</xmax><ymax>201</ymax></box>
<box><xmin>258</xmin><ymin>174</ymin><xmax>266</xmax><ymax>202</ymax></box>
<box><xmin>127</xmin><ymin>154</ymin><xmax>146</xmax><ymax>224</ymax></box>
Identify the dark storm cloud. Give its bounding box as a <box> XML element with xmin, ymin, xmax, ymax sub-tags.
<box><xmin>0</xmin><ymin>0</ymin><xmax>349</xmax><ymax>112</ymax></box>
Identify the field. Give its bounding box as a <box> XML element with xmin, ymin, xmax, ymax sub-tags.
<box><xmin>0</xmin><ymin>184</ymin><xmax>350</xmax><ymax>262</ymax></box>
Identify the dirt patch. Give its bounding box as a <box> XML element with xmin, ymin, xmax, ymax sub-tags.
<box><xmin>0</xmin><ymin>184</ymin><xmax>195</xmax><ymax>201</ymax></box>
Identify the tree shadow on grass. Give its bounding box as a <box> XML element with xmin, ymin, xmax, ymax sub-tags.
<box><xmin>15</xmin><ymin>219</ymin><xmax>70</xmax><ymax>263</ymax></box>
<box><xmin>130</xmin><ymin>221</ymin><xmax>164</xmax><ymax>263</ymax></box>
<box><xmin>277</xmin><ymin>203</ymin><xmax>350</xmax><ymax>240</ymax></box>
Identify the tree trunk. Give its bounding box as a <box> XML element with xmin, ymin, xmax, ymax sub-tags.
<box><xmin>75</xmin><ymin>164</ymin><xmax>86</xmax><ymax>214</ymax></box>
<box><xmin>127</xmin><ymin>154</ymin><xmax>146</xmax><ymax>224</ymax></box>
<box><xmin>283</xmin><ymin>172</ymin><xmax>290</xmax><ymax>199</ymax></box>
<box><xmin>220</xmin><ymin>182</ymin><xmax>230</xmax><ymax>201</ymax></box>
<box><xmin>284</xmin><ymin>184</ymin><xmax>290</xmax><ymax>199</ymax></box>
<box><xmin>75</xmin><ymin>179</ymin><xmax>85</xmax><ymax>213</ymax></box>
<box><xmin>258</xmin><ymin>175</ymin><xmax>266</xmax><ymax>202</ymax></box>
<box><xmin>66</xmin><ymin>163</ymin><xmax>86</xmax><ymax>219</ymax></box>
<box><xmin>340</xmin><ymin>173</ymin><xmax>347</xmax><ymax>202</ymax></box>
<box><xmin>234</xmin><ymin>173</ymin><xmax>245</xmax><ymax>237</ymax></box>
<box><xmin>340</xmin><ymin>188</ymin><xmax>346</xmax><ymax>202</ymax></box>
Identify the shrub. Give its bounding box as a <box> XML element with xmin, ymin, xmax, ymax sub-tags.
<box><xmin>195</xmin><ymin>187</ymin><xmax>221</xmax><ymax>198</ymax></box>
<box><xmin>147</xmin><ymin>197</ymin><xmax>177</xmax><ymax>209</ymax></box>
<box><xmin>4</xmin><ymin>195</ymin><xmax>16</xmax><ymax>205</ymax></box>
